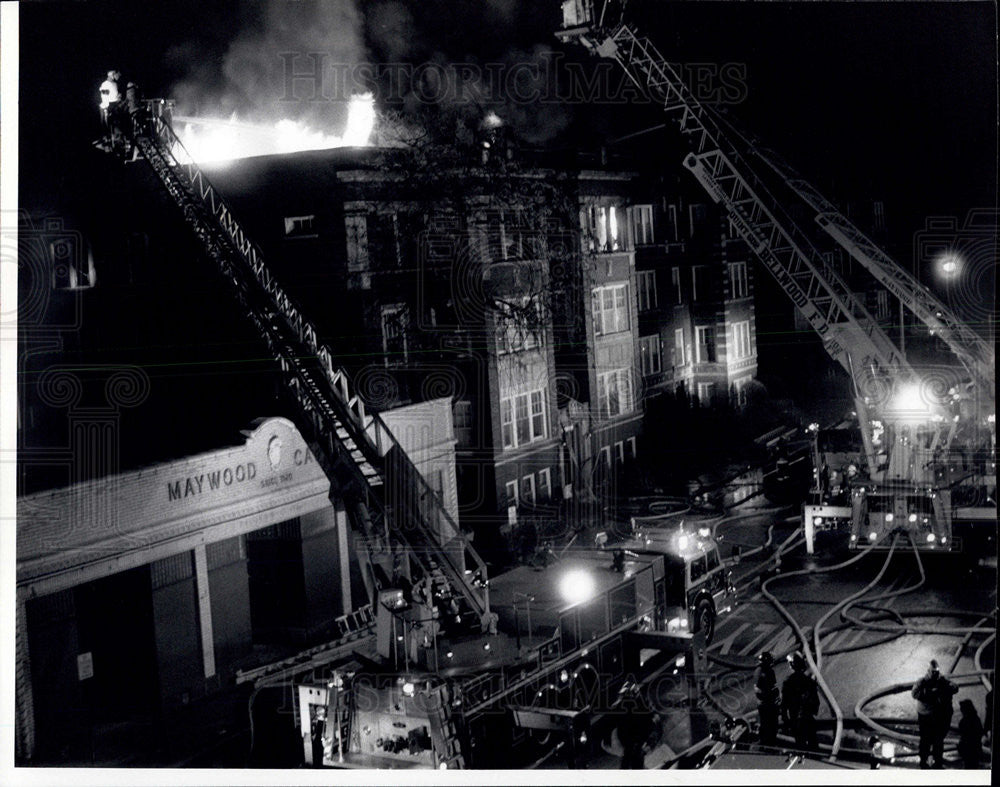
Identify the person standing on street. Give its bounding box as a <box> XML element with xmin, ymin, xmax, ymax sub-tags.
<box><xmin>957</xmin><ymin>698</ymin><xmax>984</xmax><ymax>769</ymax></box>
<box><xmin>755</xmin><ymin>651</ymin><xmax>780</xmax><ymax>747</ymax></box>
<box><xmin>615</xmin><ymin>681</ymin><xmax>656</xmax><ymax>769</ymax></box>
<box><xmin>781</xmin><ymin>651</ymin><xmax>819</xmax><ymax>752</ymax></box>
<box><xmin>911</xmin><ymin>659</ymin><xmax>958</xmax><ymax>768</ymax></box>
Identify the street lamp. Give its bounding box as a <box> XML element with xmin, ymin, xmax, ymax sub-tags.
<box><xmin>936</xmin><ymin>251</ymin><xmax>963</xmax><ymax>278</ymax></box>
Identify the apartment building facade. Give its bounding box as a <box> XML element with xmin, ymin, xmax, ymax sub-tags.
<box><xmin>206</xmin><ymin>145</ymin><xmax>760</xmax><ymax>555</ymax></box>
<box><xmin>629</xmin><ymin>178</ymin><xmax>759</xmax><ymax>409</ymax></box>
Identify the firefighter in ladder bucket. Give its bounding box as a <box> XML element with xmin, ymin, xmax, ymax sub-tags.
<box><xmin>97</xmin><ymin>70</ymin><xmax>123</xmax><ymax>152</ymax></box>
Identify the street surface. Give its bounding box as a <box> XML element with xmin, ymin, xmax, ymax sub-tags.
<box><xmin>547</xmin><ymin>503</ymin><xmax>997</xmax><ymax>770</ymax></box>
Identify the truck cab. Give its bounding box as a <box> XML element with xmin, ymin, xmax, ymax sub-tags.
<box><xmin>623</xmin><ymin>529</ymin><xmax>736</xmax><ymax>643</ymax></box>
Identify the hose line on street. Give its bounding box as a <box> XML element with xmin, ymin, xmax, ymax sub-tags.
<box><xmin>760</xmin><ymin>539</ymin><xmax>883</xmax><ymax>757</ymax></box>
<box><xmin>812</xmin><ymin>536</ymin><xmax>899</xmax><ymax>673</ymax></box>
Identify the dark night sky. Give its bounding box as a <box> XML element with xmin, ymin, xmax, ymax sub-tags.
<box><xmin>18</xmin><ymin>0</ymin><xmax>998</xmax><ymax>275</ymax></box>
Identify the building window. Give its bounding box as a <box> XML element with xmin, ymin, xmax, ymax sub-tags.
<box><xmin>505</xmin><ymin>480</ymin><xmax>519</xmax><ymax>508</ymax></box>
<box><xmin>585</xmin><ymin>203</ymin><xmax>625</xmax><ymax>252</ymax></box>
<box><xmin>731</xmin><ymin>321</ymin><xmax>752</xmax><ymax>360</ymax></box>
<box><xmin>501</xmin><ymin>399</ymin><xmax>514</xmax><ymax>449</ymax></box>
<box><xmin>344</xmin><ymin>214</ymin><xmax>369</xmax><ymax>271</ymax></box>
<box><xmin>515</xmin><ymin>394</ymin><xmax>531</xmax><ymax>446</ymax></box>
<box><xmin>538</xmin><ymin>468</ymin><xmax>552</xmax><ymax>500</ymax></box>
<box><xmin>674</xmin><ymin>328</ymin><xmax>686</xmax><ymax>367</ymax></box>
<box><xmin>596</xmin><ymin>206</ymin><xmax>608</xmax><ymax>250</ymax></box>
<box><xmin>497</xmin><ymin>296</ymin><xmax>543</xmax><ymax>355</ymax></box>
<box><xmin>630</xmin><ymin>204</ymin><xmax>654</xmax><ymax>246</ymax></box>
<box><xmin>501</xmin><ymin>389</ymin><xmax>548</xmax><ymax>449</ymax></box>
<box><xmin>729</xmin><ymin>261</ymin><xmax>748</xmax><ymax>299</ymax></box>
<box><xmin>284</xmin><ymin>214</ymin><xmax>316</xmax><ymax>237</ymax></box>
<box><xmin>639</xmin><ymin>335</ymin><xmax>662</xmax><ymax>376</ymax></box>
<box><xmin>733</xmin><ymin>376</ymin><xmax>752</xmax><ymax>408</ymax></box>
<box><xmin>873</xmin><ymin>201</ymin><xmax>885</xmax><ymax>231</ymax></box>
<box><xmin>597</xmin><ymin>368</ymin><xmax>633</xmax><ymax>418</ymax></box>
<box><xmin>667</xmin><ymin>204</ymin><xmax>679</xmax><ymax>242</ymax></box>
<box><xmin>697</xmin><ymin>382</ymin><xmax>716</xmax><ymax>406</ymax></box>
<box><xmin>521</xmin><ymin>474</ymin><xmax>536</xmax><ymax>506</ymax></box>
<box><xmin>671</xmin><ymin>267</ymin><xmax>682</xmax><ymax>304</ymax></box>
<box><xmin>381</xmin><ymin>303</ymin><xmax>409</xmax><ymax>365</ymax></box>
<box><xmin>875</xmin><ymin>290</ymin><xmax>889</xmax><ymax>320</ymax></box>
<box><xmin>453</xmin><ymin>400</ymin><xmax>472</xmax><ymax>429</ymax></box>
<box><xmin>636</xmin><ymin>270</ymin><xmax>657</xmax><ymax>312</ymax></box>
<box><xmin>599</xmin><ymin>445</ymin><xmax>611</xmax><ymax>468</ymax></box>
<box><xmin>692</xmin><ymin>265</ymin><xmax>708</xmax><ymax>301</ymax></box>
<box><xmin>695</xmin><ymin>325</ymin><xmax>717</xmax><ymax>363</ymax></box>
<box><xmin>689</xmin><ymin>204</ymin><xmax>707</xmax><ymax>238</ymax></box>
<box><xmin>51</xmin><ymin>242</ymin><xmax>96</xmax><ymax>291</ymax></box>
<box><xmin>615</xmin><ymin>441</ymin><xmax>625</xmax><ymax>466</ymax></box>
<box><xmin>531</xmin><ymin>390</ymin><xmax>547</xmax><ymax>440</ymax></box>
<box><xmin>628</xmin><ymin>436</ymin><xmax>637</xmax><ymax>459</ymax></box>
<box><xmin>592</xmin><ymin>284</ymin><xmax>630</xmax><ymax>337</ymax></box>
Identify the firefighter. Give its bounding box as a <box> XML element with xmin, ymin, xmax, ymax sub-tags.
<box><xmin>911</xmin><ymin>659</ymin><xmax>958</xmax><ymax>768</ymax></box>
<box><xmin>755</xmin><ymin>651</ymin><xmax>780</xmax><ymax>747</ymax></box>
<box><xmin>98</xmin><ymin>70</ymin><xmax>121</xmax><ymax>128</ymax></box>
<box><xmin>98</xmin><ymin>70</ymin><xmax>124</xmax><ymax>149</ymax></box>
<box><xmin>985</xmin><ymin>679</ymin><xmax>994</xmax><ymax>751</ymax></box>
<box><xmin>781</xmin><ymin>651</ymin><xmax>819</xmax><ymax>752</ymax></box>
<box><xmin>957</xmin><ymin>698</ymin><xmax>984</xmax><ymax>769</ymax></box>
<box><xmin>615</xmin><ymin>681</ymin><xmax>656</xmax><ymax>769</ymax></box>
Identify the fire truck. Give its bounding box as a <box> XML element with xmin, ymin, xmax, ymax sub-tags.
<box><xmin>293</xmin><ymin>547</ymin><xmax>703</xmax><ymax>769</ymax></box>
<box><xmin>620</xmin><ymin>526</ymin><xmax>737</xmax><ymax>644</ymax></box>
<box><xmin>557</xmin><ymin>0</ymin><xmax>996</xmax><ymax>556</ymax></box>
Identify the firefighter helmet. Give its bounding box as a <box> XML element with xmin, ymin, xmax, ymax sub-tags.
<box><xmin>788</xmin><ymin>651</ymin><xmax>808</xmax><ymax>672</ymax></box>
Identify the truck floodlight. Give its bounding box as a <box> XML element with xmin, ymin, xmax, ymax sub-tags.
<box><xmin>675</xmin><ymin>655</ymin><xmax>686</xmax><ymax>668</ymax></box>
<box><xmin>850</xmin><ymin>534</ymin><xmax>858</xmax><ymax>542</ymax></box>
<box><xmin>885</xmin><ymin>513</ymin><xmax>894</xmax><ymax>522</ymax></box>
<box><xmin>402</xmin><ymin>682</ymin><xmax>415</xmax><ymax>697</ymax></box>
<box><xmin>439</xmin><ymin>762</ymin><xmax>449</xmax><ymax>769</ymax></box>
<box><xmin>868</xmin><ymin>532</ymin><xmax>878</xmax><ymax>542</ymax></box>
<box><xmin>891</xmin><ymin>382</ymin><xmax>929</xmax><ymax>416</ymax></box>
<box><xmin>926</xmin><ymin>533</ymin><xmax>936</xmax><ymax>543</ymax></box>
<box><xmin>559</xmin><ymin>670</ymin><xmax>569</xmax><ymax>684</ymax></box>
<box><xmin>908</xmin><ymin>513</ymin><xmax>918</xmax><ymax>523</ymax></box>
<box><xmin>813</xmin><ymin>517</ymin><xmax>823</xmax><ymax>526</ymax></box>
<box><xmin>677</xmin><ymin>534</ymin><xmax>690</xmax><ymax>551</ymax></box>
<box><xmin>698</xmin><ymin>526</ymin><xmax>711</xmax><ymax>537</ymax></box>
<box><xmin>559</xmin><ymin>569</ymin><xmax>596</xmax><ymax>604</ymax></box>
<box><xmin>940</xmin><ymin>536</ymin><xmax>947</xmax><ymax>544</ymax></box>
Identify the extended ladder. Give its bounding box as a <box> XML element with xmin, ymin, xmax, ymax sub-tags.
<box><xmin>124</xmin><ymin>104</ymin><xmax>494</xmax><ymax>631</ymax></box>
<box><xmin>558</xmin><ymin>10</ymin><xmax>914</xmax><ymax>397</ymax></box>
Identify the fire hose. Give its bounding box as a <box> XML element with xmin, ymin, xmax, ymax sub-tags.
<box><xmin>760</xmin><ymin>538</ymin><xmax>884</xmax><ymax>757</ymax></box>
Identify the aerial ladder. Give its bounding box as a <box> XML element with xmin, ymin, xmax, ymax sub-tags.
<box><xmin>115</xmin><ymin>102</ymin><xmax>496</xmax><ymax>638</ymax></box>
<box><xmin>557</xmin><ymin>0</ymin><xmax>995</xmax><ymax>551</ymax></box>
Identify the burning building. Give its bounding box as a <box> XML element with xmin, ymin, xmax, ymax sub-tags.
<box><xmin>16</xmin><ymin>92</ymin><xmax>757</xmax><ymax>764</ymax></box>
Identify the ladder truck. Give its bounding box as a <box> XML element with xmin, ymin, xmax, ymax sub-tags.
<box><xmin>105</xmin><ymin>103</ymin><xmax>700</xmax><ymax>769</ymax></box>
<box><xmin>557</xmin><ymin>0</ymin><xmax>996</xmax><ymax>554</ymax></box>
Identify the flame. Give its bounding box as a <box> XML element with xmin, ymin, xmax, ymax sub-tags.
<box><xmin>174</xmin><ymin>93</ymin><xmax>375</xmax><ymax>165</ymax></box>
